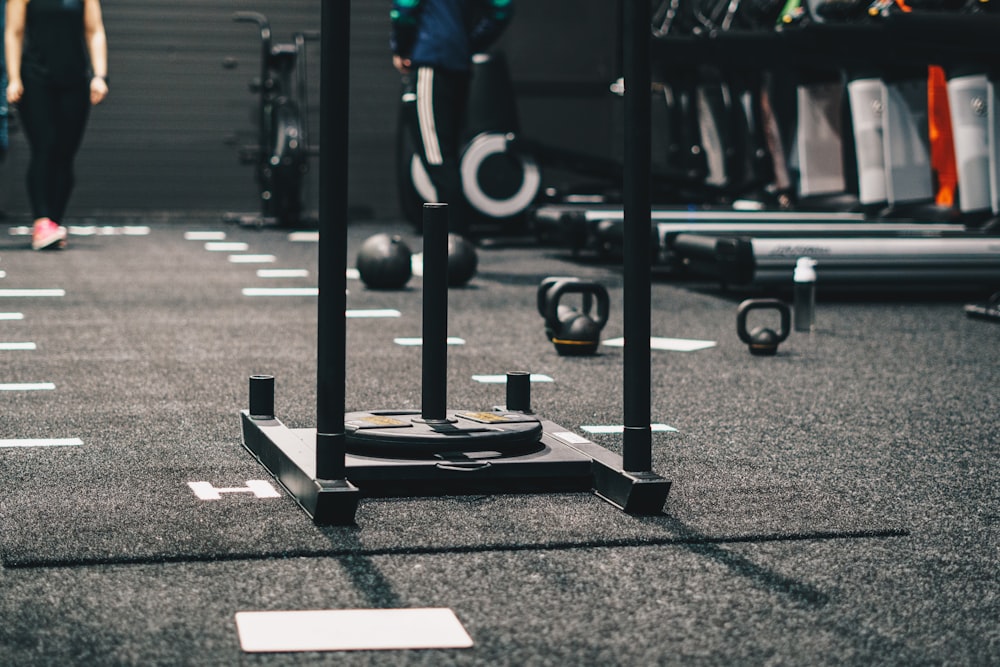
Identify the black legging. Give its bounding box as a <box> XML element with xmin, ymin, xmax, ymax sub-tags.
<box><xmin>17</xmin><ymin>79</ymin><xmax>90</xmax><ymax>222</ymax></box>
<box><xmin>406</xmin><ymin>66</ymin><xmax>471</xmax><ymax>236</ymax></box>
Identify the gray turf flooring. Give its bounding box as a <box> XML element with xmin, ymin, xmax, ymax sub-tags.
<box><xmin>0</xmin><ymin>218</ymin><xmax>997</xmax><ymax>665</ymax></box>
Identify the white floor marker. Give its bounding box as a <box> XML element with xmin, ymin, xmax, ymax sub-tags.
<box><xmin>242</xmin><ymin>287</ymin><xmax>318</xmax><ymax>297</ymax></box>
<box><xmin>0</xmin><ymin>313</ymin><xmax>24</xmax><ymax>320</ymax></box>
<box><xmin>184</xmin><ymin>231</ymin><xmax>226</xmax><ymax>241</ymax></box>
<box><xmin>10</xmin><ymin>225</ymin><xmax>149</xmax><ymax>236</ymax></box>
<box><xmin>0</xmin><ymin>382</ymin><xmax>55</xmax><ymax>391</ymax></box>
<box><xmin>229</xmin><ymin>254</ymin><xmax>276</xmax><ymax>263</ymax></box>
<box><xmin>0</xmin><ymin>289</ymin><xmax>65</xmax><ymax>298</ymax></box>
<box><xmin>188</xmin><ymin>480</ymin><xmax>281</xmax><ymax>501</ymax></box>
<box><xmin>205</xmin><ymin>241</ymin><xmax>249</xmax><ymax>252</ymax></box>
<box><xmin>602</xmin><ymin>337</ymin><xmax>716</xmax><ymax>352</ymax></box>
<box><xmin>234</xmin><ymin>608</ymin><xmax>473</xmax><ymax>653</ymax></box>
<box><xmin>394</xmin><ymin>337</ymin><xmax>465</xmax><ymax>346</ymax></box>
<box><xmin>0</xmin><ymin>438</ymin><xmax>83</xmax><ymax>448</ymax></box>
<box><xmin>288</xmin><ymin>231</ymin><xmax>319</xmax><ymax>242</ymax></box>
<box><xmin>346</xmin><ymin>309</ymin><xmax>401</xmax><ymax>318</ymax></box>
<box><xmin>581</xmin><ymin>423</ymin><xmax>678</xmax><ymax>434</ymax></box>
<box><xmin>472</xmin><ymin>374</ymin><xmax>553</xmax><ymax>383</ymax></box>
<box><xmin>257</xmin><ymin>269</ymin><xmax>309</xmax><ymax>278</ymax></box>
<box><xmin>0</xmin><ymin>342</ymin><xmax>36</xmax><ymax>350</ymax></box>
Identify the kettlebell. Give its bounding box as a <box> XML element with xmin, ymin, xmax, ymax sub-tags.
<box><xmin>736</xmin><ymin>298</ymin><xmax>790</xmax><ymax>356</ymax></box>
<box><xmin>537</xmin><ymin>277</ymin><xmax>610</xmax><ymax>355</ymax></box>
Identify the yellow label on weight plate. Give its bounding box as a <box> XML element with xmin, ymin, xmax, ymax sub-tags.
<box><xmin>458</xmin><ymin>412</ymin><xmax>511</xmax><ymax>423</ymax></box>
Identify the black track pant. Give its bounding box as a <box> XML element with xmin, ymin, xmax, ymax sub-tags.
<box><xmin>407</xmin><ymin>66</ymin><xmax>471</xmax><ymax>235</ymax></box>
<box><xmin>18</xmin><ymin>79</ymin><xmax>91</xmax><ymax>222</ymax></box>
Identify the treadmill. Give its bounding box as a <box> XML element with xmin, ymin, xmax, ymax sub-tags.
<box><xmin>668</xmin><ymin>234</ymin><xmax>1000</xmax><ymax>287</ymax></box>
<box><xmin>531</xmin><ymin>202</ymin><xmax>966</xmax><ymax>259</ymax></box>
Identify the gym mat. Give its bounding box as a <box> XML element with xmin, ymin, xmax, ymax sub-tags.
<box><xmin>1</xmin><ymin>222</ymin><xmax>991</xmax><ymax>571</ymax></box>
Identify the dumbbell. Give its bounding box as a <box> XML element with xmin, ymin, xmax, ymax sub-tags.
<box><xmin>537</xmin><ymin>277</ymin><xmax>610</xmax><ymax>355</ymax></box>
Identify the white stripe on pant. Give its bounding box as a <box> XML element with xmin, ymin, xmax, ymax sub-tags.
<box><xmin>416</xmin><ymin>67</ymin><xmax>443</xmax><ymax>165</ymax></box>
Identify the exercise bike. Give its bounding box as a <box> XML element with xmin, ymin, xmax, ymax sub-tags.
<box><xmin>224</xmin><ymin>12</ymin><xmax>319</xmax><ymax>228</ymax></box>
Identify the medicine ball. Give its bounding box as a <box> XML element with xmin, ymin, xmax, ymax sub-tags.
<box><xmin>447</xmin><ymin>234</ymin><xmax>478</xmax><ymax>287</ymax></box>
<box><xmin>356</xmin><ymin>233</ymin><xmax>412</xmax><ymax>289</ymax></box>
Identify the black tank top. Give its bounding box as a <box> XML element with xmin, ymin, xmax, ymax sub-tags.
<box><xmin>22</xmin><ymin>0</ymin><xmax>90</xmax><ymax>86</ymax></box>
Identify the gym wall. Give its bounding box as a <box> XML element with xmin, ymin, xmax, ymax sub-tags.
<box><xmin>0</xmin><ymin>0</ymin><xmax>619</xmax><ymax>222</ymax></box>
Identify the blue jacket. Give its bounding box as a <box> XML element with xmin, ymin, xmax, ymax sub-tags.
<box><xmin>391</xmin><ymin>0</ymin><xmax>513</xmax><ymax>72</ymax></box>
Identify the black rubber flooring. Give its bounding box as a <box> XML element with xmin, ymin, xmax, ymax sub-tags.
<box><xmin>0</xmin><ymin>217</ymin><xmax>997</xmax><ymax>665</ymax></box>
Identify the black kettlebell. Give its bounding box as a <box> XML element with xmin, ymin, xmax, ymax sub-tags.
<box><xmin>737</xmin><ymin>298</ymin><xmax>790</xmax><ymax>356</ymax></box>
<box><xmin>537</xmin><ymin>277</ymin><xmax>610</xmax><ymax>355</ymax></box>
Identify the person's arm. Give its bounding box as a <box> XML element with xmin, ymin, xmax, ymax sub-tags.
<box><xmin>468</xmin><ymin>0</ymin><xmax>512</xmax><ymax>54</ymax></box>
<box><xmin>5</xmin><ymin>0</ymin><xmax>27</xmax><ymax>104</ymax></box>
<box><xmin>390</xmin><ymin>0</ymin><xmax>422</xmax><ymax>73</ymax></box>
<box><xmin>84</xmin><ymin>0</ymin><xmax>108</xmax><ymax>105</ymax></box>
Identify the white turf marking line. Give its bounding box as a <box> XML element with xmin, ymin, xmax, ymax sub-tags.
<box><xmin>10</xmin><ymin>225</ymin><xmax>150</xmax><ymax>237</ymax></box>
<box><xmin>346</xmin><ymin>309</ymin><xmax>401</xmax><ymax>318</ymax></box>
<box><xmin>394</xmin><ymin>337</ymin><xmax>465</xmax><ymax>346</ymax></box>
<box><xmin>0</xmin><ymin>313</ymin><xmax>24</xmax><ymax>320</ymax></box>
<box><xmin>602</xmin><ymin>336</ymin><xmax>717</xmax><ymax>352</ymax></box>
<box><xmin>0</xmin><ymin>342</ymin><xmax>36</xmax><ymax>350</ymax></box>
<box><xmin>0</xmin><ymin>438</ymin><xmax>83</xmax><ymax>448</ymax></box>
<box><xmin>0</xmin><ymin>270</ymin><xmax>6</xmax><ymax>278</ymax></box>
<box><xmin>345</xmin><ymin>268</ymin><xmax>360</xmax><ymax>280</ymax></box>
<box><xmin>205</xmin><ymin>241</ymin><xmax>249</xmax><ymax>252</ymax></box>
<box><xmin>188</xmin><ymin>480</ymin><xmax>281</xmax><ymax>501</ymax></box>
<box><xmin>235</xmin><ymin>608</ymin><xmax>474</xmax><ymax>653</ymax></box>
<box><xmin>288</xmin><ymin>231</ymin><xmax>319</xmax><ymax>242</ymax></box>
<box><xmin>61</xmin><ymin>225</ymin><xmax>152</xmax><ymax>236</ymax></box>
<box><xmin>411</xmin><ymin>253</ymin><xmax>424</xmax><ymax>277</ymax></box>
<box><xmin>0</xmin><ymin>382</ymin><xmax>55</xmax><ymax>391</ymax></box>
<box><xmin>242</xmin><ymin>287</ymin><xmax>318</xmax><ymax>297</ymax></box>
<box><xmin>472</xmin><ymin>374</ymin><xmax>553</xmax><ymax>384</ymax></box>
<box><xmin>581</xmin><ymin>423</ymin><xmax>678</xmax><ymax>434</ymax></box>
<box><xmin>257</xmin><ymin>269</ymin><xmax>309</xmax><ymax>278</ymax></box>
<box><xmin>229</xmin><ymin>254</ymin><xmax>276</xmax><ymax>263</ymax></box>
<box><xmin>0</xmin><ymin>288</ymin><xmax>65</xmax><ymax>298</ymax></box>
<box><xmin>184</xmin><ymin>231</ymin><xmax>226</xmax><ymax>241</ymax></box>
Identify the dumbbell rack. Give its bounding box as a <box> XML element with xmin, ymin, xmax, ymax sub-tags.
<box><xmin>239</xmin><ymin>0</ymin><xmax>669</xmax><ymax>524</ymax></box>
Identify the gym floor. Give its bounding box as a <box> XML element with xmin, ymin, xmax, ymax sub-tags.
<box><xmin>0</xmin><ymin>217</ymin><xmax>997</xmax><ymax>665</ymax></box>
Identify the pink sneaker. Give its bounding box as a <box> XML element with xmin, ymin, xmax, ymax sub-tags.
<box><xmin>31</xmin><ymin>218</ymin><xmax>67</xmax><ymax>251</ymax></box>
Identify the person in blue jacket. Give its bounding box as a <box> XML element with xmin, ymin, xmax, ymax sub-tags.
<box><xmin>391</xmin><ymin>0</ymin><xmax>513</xmax><ymax>237</ymax></box>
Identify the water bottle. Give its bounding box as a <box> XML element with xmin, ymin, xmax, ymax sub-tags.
<box><xmin>793</xmin><ymin>257</ymin><xmax>817</xmax><ymax>333</ymax></box>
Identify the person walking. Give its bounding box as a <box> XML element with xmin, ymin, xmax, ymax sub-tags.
<box><xmin>5</xmin><ymin>0</ymin><xmax>108</xmax><ymax>250</ymax></box>
<box><xmin>391</xmin><ymin>0</ymin><xmax>512</xmax><ymax>237</ymax></box>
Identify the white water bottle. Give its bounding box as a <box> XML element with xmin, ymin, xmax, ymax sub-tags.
<box><xmin>793</xmin><ymin>257</ymin><xmax>817</xmax><ymax>333</ymax></box>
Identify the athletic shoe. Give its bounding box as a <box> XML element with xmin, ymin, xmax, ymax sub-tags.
<box><xmin>31</xmin><ymin>218</ymin><xmax>67</xmax><ymax>251</ymax></box>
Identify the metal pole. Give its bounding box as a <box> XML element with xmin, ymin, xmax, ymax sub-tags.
<box><xmin>421</xmin><ymin>203</ymin><xmax>449</xmax><ymax>421</ymax></box>
<box><xmin>316</xmin><ymin>0</ymin><xmax>349</xmax><ymax>480</ymax></box>
<box><xmin>622</xmin><ymin>0</ymin><xmax>653</xmax><ymax>472</ymax></box>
